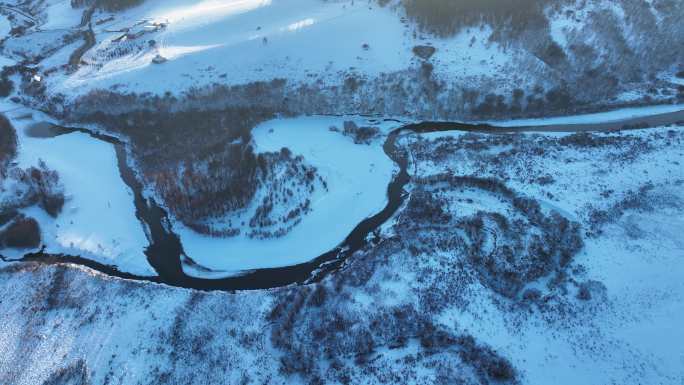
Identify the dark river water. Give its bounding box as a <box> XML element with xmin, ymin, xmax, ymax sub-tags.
<box><xmin>5</xmin><ymin>108</ymin><xmax>684</xmax><ymax>291</ymax></box>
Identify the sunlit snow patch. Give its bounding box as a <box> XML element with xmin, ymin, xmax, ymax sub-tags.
<box><xmin>152</xmin><ymin>0</ymin><xmax>272</xmax><ymax>28</ymax></box>
<box><xmin>284</xmin><ymin>18</ymin><xmax>315</xmax><ymax>32</ymax></box>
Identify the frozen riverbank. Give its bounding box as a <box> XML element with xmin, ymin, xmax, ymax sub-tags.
<box><xmin>0</xmin><ymin>103</ymin><xmax>153</xmax><ymax>276</ymax></box>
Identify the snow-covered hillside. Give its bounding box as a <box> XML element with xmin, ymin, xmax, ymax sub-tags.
<box><xmin>30</xmin><ymin>0</ymin><xmax>514</xmax><ymax>100</ymax></box>
<box><xmin>2</xmin><ymin>120</ymin><xmax>683</xmax><ymax>384</ymax></box>
<box><xmin>1</xmin><ymin>1</ymin><xmax>684</xmax><ymax>384</ymax></box>
<box><xmin>0</xmin><ymin>0</ymin><xmax>679</xmax><ymax>118</ymax></box>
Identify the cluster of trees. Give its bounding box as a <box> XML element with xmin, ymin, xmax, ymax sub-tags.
<box><xmin>0</xmin><ymin>160</ymin><xmax>64</xmax><ymax>253</ymax></box>
<box><xmin>398</xmin><ymin>0</ymin><xmax>548</xmax><ymax>37</ymax></box>
<box><xmin>85</xmin><ymin>107</ymin><xmax>326</xmax><ymax>239</ymax></box>
<box><xmin>397</xmin><ymin>188</ymin><xmax>452</xmax><ymax>230</ymax></box>
<box><xmin>404</xmin><ymin>173</ymin><xmax>584</xmax><ymax>298</ymax></box>
<box><xmin>473</xmin><ymin>85</ymin><xmax>574</xmax><ymax>117</ymax></box>
<box><xmin>245</xmin><ymin>150</ymin><xmax>322</xmax><ymax>240</ymax></box>
<box><xmin>70</xmin><ymin>0</ymin><xmax>145</xmax><ymax>11</ymax></box>
<box><xmin>86</xmin><ymin>107</ymin><xmax>272</xmax><ymax>232</ymax></box>
<box><xmin>0</xmin><ymin>214</ymin><xmax>41</xmax><ymax>249</ymax></box>
<box><xmin>40</xmin><ymin>359</ymin><xmax>89</xmax><ymax>385</ymax></box>
<box><xmin>0</xmin><ymin>68</ymin><xmax>14</xmax><ymax>98</ymax></box>
<box><xmin>560</xmin><ymin>131</ymin><xmax>647</xmax><ymax>149</ymax></box>
<box><xmin>18</xmin><ymin>160</ymin><xmax>66</xmax><ymax>218</ymax></box>
<box><xmin>267</xmin><ymin>283</ymin><xmax>518</xmax><ymax>384</ymax></box>
<box><xmin>66</xmin><ymin>60</ymin><xmax>566</xmax><ymax>129</ymax></box>
<box><xmin>329</xmin><ymin>121</ymin><xmax>381</xmax><ymax>145</ymax></box>
<box><xmin>587</xmin><ymin>183</ymin><xmax>657</xmax><ymax>237</ymax></box>
<box><xmin>0</xmin><ymin>115</ymin><xmax>17</xmax><ymax>176</ymax></box>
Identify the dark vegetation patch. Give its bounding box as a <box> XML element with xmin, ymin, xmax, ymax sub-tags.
<box><xmin>15</xmin><ymin>161</ymin><xmax>66</xmax><ymax>217</ymax></box>
<box><xmin>267</xmin><ymin>284</ymin><xmax>518</xmax><ymax>384</ymax></box>
<box><xmin>0</xmin><ymin>115</ymin><xmax>17</xmax><ymax>175</ymax></box>
<box><xmin>0</xmin><ymin>209</ymin><xmax>18</xmax><ymax>226</ymax></box>
<box><xmin>396</xmin><ymin>0</ymin><xmax>548</xmax><ymax>37</ymax></box>
<box><xmin>83</xmin><ymin>107</ymin><xmax>323</xmax><ymax>238</ymax></box>
<box><xmin>471</xmin><ymin>85</ymin><xmax>576</xmax><ymax>117</ymax></box>
<box><xmin>0</xmin><ymin>70</ymin><xmax>13</xmax><ymax>98</ymax></box>
<box><xmin>576</xmin><ymin>280</ymin><xmax>607</xmax><ymax>302</ymax></box>
<box><xmin>585</xmin><ymin>182</ymin><xmax>672</xmax><ymax>237</ymax></box>
<box><xmin>191</xmin><ymin>148</ymin><xmax>325</xmax><ymax>239</ymax></box>
<box><xmin>65</xmin><ymin>65</ymin><xmax>600</xmax><ymax>128</ymax></box>
<box><xmin>412</xmin><ymin>45</ymin><xmax>436</xmax><ymax>60</ymax></box>
<box><xmin>401</xmin><ymin>175</ymin><xmax>584</xmax><ymax>298</ymax></box>
<box><xmin>88</xmin><ymin>107</ymin><xmax>270</xmax><ymax>222</ymax></box>
<box><xmin>27</xmin><ymin>162</ymin><xmax>65</xmax><ymax>217</ymax></box>
<box><xmin>1</xmin><ymin>160</ymin><xmax>66</xmax><ymax>219</ymax></box>
<box><xmin>0</xmin><ymin>214</ymin><xmax>41</xmax><ymax>249</ymax></box>
<box><xmin>410</xmin><ymin>129</ymin><xmax>672</xmax><ymax>185</ymax></box>
<box><xmin>71</xmin><ymin>0</ymin><xmax>145</xmax><ymax>11</ymax></box>
<box><xmin>41</xmin><ymin>359</ymin><xmax>90</xmax><ymax>385</ymax></box>
<box><xmin>330</xmin><ymin>121</ymin><xmax>381</xmax><ymax>144</ymax></box>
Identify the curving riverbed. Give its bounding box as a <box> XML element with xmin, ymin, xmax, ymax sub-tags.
<box><xmin>3</xmin><ymin>106</ymin><xmax>684</xmax><ymax>291</ymax></box>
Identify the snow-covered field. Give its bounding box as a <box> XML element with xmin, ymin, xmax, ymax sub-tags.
<box><xmin>0</xmin><ymin>102</ymin><xmax>153</xmax><ymax>276</ymax></box>
<box><xmin>26</xmin><ymin>0</ymin><xmax>515</xmax><ymax>100</ymax></box>
<box><xmin>179</xmin><ymin>116</ymin><xmax>398</xmax><ymax>277</ymax></box>
<box><xmin>404</xmin><ymin>123</ymin><xmax>684</xmax><ymax>384</ymax></box>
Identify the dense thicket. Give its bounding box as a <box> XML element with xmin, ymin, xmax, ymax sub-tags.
<box><xmin>2</xmin><ymin>161</ymin><xmax>67</xmax><ymax>218</ymax></box>
<box><xmin>398</xmin><ymin>0</ymin><xmax>548</xmax><ymax>36</ymax></box>
<box><xmin>87</xmin><ymin>107</ymin><xmax>278</xmax><ymax>228</ymax></box>
<box><xmin>0</xmin><ymin>215</ymin><xmax>41</xmax><ymax>249</ymax></box>
<box><xmin>70</xmin><ymin>0</ymin><xmax>145</xmax><ymax>11</ymax></box>
<box><xmin>0</xmin><ymin>115</ymin><xmax>17</xmax><ymax>176</ymax></box>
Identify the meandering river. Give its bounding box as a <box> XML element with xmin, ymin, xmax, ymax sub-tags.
<box><xmin>4</xmin><ymin>106</ymin><xmax>684</xmax><ymax>291</ymax></box>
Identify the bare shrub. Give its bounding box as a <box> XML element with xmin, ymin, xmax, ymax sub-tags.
<box><xmin>24</xmin><ymin>160</ymin><xmax>66</xmax><ymax>217</ymax></box>
<box><xmin>0</xmin><ymin>215</ymin><xmax>41</xmax><ymax>249</ymax></box>
<box><xmin>0</xmin><ymin>115</ymin><xmax>17</xmax><ymax>175</ymax></box>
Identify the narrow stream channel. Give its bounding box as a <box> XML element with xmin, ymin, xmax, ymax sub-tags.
<box><xmin>5</xmin><ymin>108</ymin><xmax>684</xmax><ymax>291</ymax></box>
